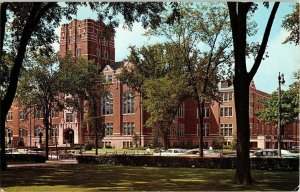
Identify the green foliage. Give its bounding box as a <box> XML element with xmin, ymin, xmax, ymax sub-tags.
<box><xmin>257</xmin><ymin>81</ymin><xmax>299</xmax><ymax>128</ymax></box>
<box><xmin>84</xmin><ymin>140</ymin><xmax>94</xmax><ymax>151</ymax></box>
<box><xmin>212</xmin><ymin>135</ymin><xmax>225</xmax><ymax>150</ymax></box>
<box><xmin>282</xmin><ymin>3</ymin><xmax>299</xmax><ymax>45</ymax></box>
<box><xmin>16</xmin><ymin>139</ymin><xmax>25</xmax><ymax>147</ymax></box>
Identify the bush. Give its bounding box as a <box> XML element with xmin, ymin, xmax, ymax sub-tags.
<box><xmin>77</xmin><ymin>155</ymin><xmax>299</xmax><ymax>171</ymax></box>
<box><xmin>6</xmin><ymin>154</ymin><xmax>46</xmax><ymax>163</ymax></box>
<box><xmin>105</xmin><ymin>145</ymin><xmax>112</xmax><ymax>149</ymax></box>
<box><xmin>84</xmin><ymin>141</ymin><xmax>94</xmax><ymax>151</ymax></box>
<box><xmin>17</xmin><ymin>139</ymin><xmax>25</xmax><ymax>147</ymax></box>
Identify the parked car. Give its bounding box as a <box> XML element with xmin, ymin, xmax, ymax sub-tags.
<box><xmin>251</xmin><ymin>149</ymin><xmax>299</xmax><ymax>158</ymax></box>
<box><xmin>153</xmin><ymin>148</ymin><xmax>186</xmax><ymax>156</ymax></box>
<box><xmin>58</xmin><ymin>151</ymin><xmax>80</xmax><ymax>159</ymax></box>
<box><xmin>184</xmin><ymin>148</ymin><xmax>224</xmax><ymax>157</ymax></box>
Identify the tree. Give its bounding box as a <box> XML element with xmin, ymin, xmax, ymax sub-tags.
<box><xmin>59</xmin><ymin>53</ymin><xmax>107</xmax><ymax>155</ymax></box>
<box><xmin>17</xmin><ymin>53</ymin><xmax>99</xmax><ymax>160</ymax></box>
<box><xmin>282</xmin><ymin>3</ymin><xmax>299</xmax><ymax>45</ymax></box>
<box><xmin>0</xmin><ymin>2</ymin><xmax>167</xmax><ymax>170</ymax></box>
<box><xmin>143</xmin><ymin>76</ymin><xmax>191</xmax><ymax>149</ymax></box>
<box><xmin>17</xmin><ymin>53</ymin><xmax>64</xmax><ymax>160</ymax></box>
<box><xmin>118</xmin><ymin>43</ymin><xmax>191</xmax><ymax>149</ymax></box>
<box><xmin>257</xmin><ymin>75</ymin><xmax>299</xmax><ymax>139</ymax></box>
<box><xmin>146</xmin><ymin>3</ymin><xmax>234</xmax><ymax>156</ymax></box>
<box><xmin>227</xmin><ymin>2</ymin><xmax>280</xmax><ymax>185</ymax></box>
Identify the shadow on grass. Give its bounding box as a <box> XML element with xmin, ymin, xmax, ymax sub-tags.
<box><xmin>1</xmin><ymin>164</ymin><xmax>298</xmax><ymax>191</ymax></box>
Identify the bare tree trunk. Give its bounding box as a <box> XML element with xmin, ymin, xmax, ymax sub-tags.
<box><xmin>234</xmin><ymin>75</ymin><xmax>252</xmax><ymax>185</ymax></box>
<box><xmin>0</xmin><ymin>101</ymin><xmax>7</xmax><ymax>170</ymax></box>
<box><xmin>197</xmin><ymin>98</ymin><xmax>204</xmax><ymax>157</ymax></box>
<box><xmin>162</xmin><ymin>131</ymin><xmax>169</xmax><ymax>150</ymax></box>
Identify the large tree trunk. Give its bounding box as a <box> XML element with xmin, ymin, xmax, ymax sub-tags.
<box><xmin>234</xmin><ymin>75</ymin><xmax>252</xmax><ymax>185</ymax></box>
<box><xmin>227</xmin><ymin>2</ymin><xmax>252</xmax><ymax>185</ymax></box>
<box><xmin>162</xmin><ymin>131</ymin><xmax>169</xmax><ymax>150</ymax></box>
<box><xmin>44</xmin><ymin>110</ymin><xmax>50</xmax><ymax>161</ymax></box>
<box><xmin>0</xmin><ymin>100</ymin><xmax>7</xmax><ymax>170</ymax></box>
<box><xmin>197</xmin><ymin>98</ymin><xmax>204</xmax><ymax>157</ymax></box>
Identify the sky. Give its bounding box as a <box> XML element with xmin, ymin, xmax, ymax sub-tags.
<box><xmin>53</xmin><ymin>2</ymin><xmax>299</xmax><ymax>94</ymax></box>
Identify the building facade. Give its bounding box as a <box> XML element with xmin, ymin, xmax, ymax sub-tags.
<box><xmin>4</xmin><ymin>19</ymin><xmax>299</xmax><ymax>149</ymax></box>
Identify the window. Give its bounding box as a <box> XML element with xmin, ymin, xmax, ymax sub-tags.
<box><xmin>105</xmin><ymin>123</ymin><xmax>113</xmax><ymax>136</ymax></box>
<box><xmin>66</xmin><ymin>113</ymin><xmax>73</xmax><ymax>123</ymax></box>
<box><xmin>19</xmin><ymin>127</ymin><xmax>27</xmax><ymax>137</ymax></box>
<box><xmin>177</xmin><ymin>103</ymin><xmax>184</xmax><ymax>118</ymax></box>
<box><xmin>203</xmin><ymin>124</ymin><xmax>210</xmax><ymax>136</ymax></box>
<box><xmin>34</xmin><ymin>126</ymin><xmax>43</xmax><ymax>137</ymax></box>
<box><xmin>221</xmin><ymin>80</ymin><xmax>232</xmax><ymax>88</ymax></box>
<box><xmin>220</xmin><ymin>124</ymin><xmax>233</xmax><ymax>136</ymax></box>
<box><xmin>105</xmin><ymin>75</ymin><xmax>113</xmax><ymax>83</ymax></box>
<box><xmin>77</xmin><ymin>35</ymin><xmax>81</xmax><ymax>43</ymax></box>
<box><xmin>101</xmin><ymin>92</ymin><xmax>113</xmax><ymax>115</ymax></box>
<box><xmin>5</xmin><ymin>127</ymin><xmax>13</xmax><ymax>137</ymax></box>
<box><xmin>204</xmin><ymin>108</ymin><xmax>210</xmax><ymax>118</ymax></box>
<box><xmin>123</xmin><ymin>92</ymin><xmax>134</xmax><ymax>114</ymax></box>
<box><xmin>67</xmin><ymin>36</ymin><xmax>71</xmax><ymax>44</ymax></box>
<box><xmin>221</xmin><ymin>92</ymin><xmax>233</xmax><ymax>102</ymax></box>
<box><xmin>178</xmin><ymin>124</ymin><xmax>185</xmax><ymax>136</ymax></box>
<box><xmin>197</xmin><ymin>124</ymin><xmax>210</xmax><ymax>136</ymax></box>
<box><xmin>123</xmin><ymin>141</ymin><xmax>133</xmax><ymax>148</ymax></box>
<box><xmin>105</xmin><ymin>51</ymin><xmax>108</xmax><ymax>59</ymax></box>
<box><xmin>104</xmin><ymin>141</ymin><xmax>112</xmax><ymax>147</ymax></box>
<box><xmin>6</xmin><ymin>111</ymin><xmax>13</xmax><ymax>121</ymax></box>
<box><xmin>19</xmin><ymin>110</ymin><xmax>27</xmax><ymax>120</ymax></box>
<box><xmin>51</xmin><ymin>125</ymin><xmax>59</xmax><ymax>137</ymax></box>
<box><xmin>220</xmin><ymin>107</ymin><xmax>233</xmax><ymax>117</ymax></box>
<box><xmin>51</xmin><ymin>109</ymin><xmax>58</xmax><ymax>118</ymax></box>
<box><xmin>122</xmin><ymin>122</ymin><xmax>134</xmax><ymax>135</ymax></box>
<box><xmin>76</xmin><ymin>48</ymin><xmax>81</xmax><ymax>57</ymax></box>
<box><xmin>35</xmin><ymin>109</ymin><xmax>43</xmax><ymax>119</ymax></box>
<box><xmin>97</xmin><ymin>48</ymin><xmax>101</xmax><ymax>58</ymax></box>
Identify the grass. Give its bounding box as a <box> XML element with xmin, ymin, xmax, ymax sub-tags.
<box><xmin>1</xmin><ymin>164</ymin><xmax>298</xmax><ymax>191</ymax></box>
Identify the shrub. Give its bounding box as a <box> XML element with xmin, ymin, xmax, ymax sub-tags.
<box><xmin>105</xmin><ymin>145</ymin><xmax>112</xmax><ymax>149</ymax></box>
<box><xmin>77</xmin><ymin>155</ymin><xmax>299</xmax><ymax>171</ymax></box>
<box><xmin>84</xmin><ymin>141</ymin><xmax>94</xmax><ymax>150</ymax></box>
<box><xmin>17</xmin><ymin>139</ymin><xmax>25</xmax><ymax>147</ymax></box>
<box><xmin>6</xmin><ymin>154</ymin><xmax>46</xmax><ymax>163</ymax></box>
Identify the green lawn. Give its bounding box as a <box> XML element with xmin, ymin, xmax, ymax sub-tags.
<box><xmin>1</xmin><ymin>164</ymin><xmax>298</xmax><ymax>191</ymax></box>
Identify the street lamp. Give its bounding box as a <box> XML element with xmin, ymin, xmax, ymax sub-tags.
<box><xmin>39</xmin><ymin>129</ymin><xmax>43</xmax><ymax>144</ymax></box>
<box><xmin>278</xmin><ymin>72</ymin><xmax>285</xmax><ymax>157</ymax></box>
<box><xmin>8</xmin><ymin>129</ymin><xmax>11</xmax><ymax>145</ymax></box>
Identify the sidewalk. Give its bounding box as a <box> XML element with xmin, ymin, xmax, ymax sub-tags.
<box><xmin>8</xmin><ymin>159</ymin><xmax>78</xmax><ymax>168</ymax></box>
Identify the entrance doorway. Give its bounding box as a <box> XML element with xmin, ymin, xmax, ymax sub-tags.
<box><xmin>63</xmin><ymin>128</ymin><xmax>74</xmax><ymax>144</ymax></box>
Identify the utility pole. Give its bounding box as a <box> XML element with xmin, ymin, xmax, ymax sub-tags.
<box><xmin>278</xmin><ymin>72</ymin><xmax>285</xmax><ymax>157</ymax></box>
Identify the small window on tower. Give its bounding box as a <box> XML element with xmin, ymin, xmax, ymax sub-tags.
<box><xmin>76</xmin><ymin>48</ymin><xmax>81</xmax><ymax>57</ymax></box>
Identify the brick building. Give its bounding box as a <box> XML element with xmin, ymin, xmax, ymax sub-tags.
<box><xmin>4</xmin><ymin>19</ymin><xmax>299</xmax><ymax>149</ymax></box>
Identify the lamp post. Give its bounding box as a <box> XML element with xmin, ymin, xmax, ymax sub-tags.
<box><xmin>69</xmin><ymin>130</ymin><xmax>73</xmax><ymax>145</ymax></box>
<box><xmin>278</xmin><ymin>72</ymin><xmax>285</xmax><ymax>157</ymax></box>
<box><xmin>39</xmin><ymin>129</ymin><xmax>43</xmax><ymax>144</ymax></box>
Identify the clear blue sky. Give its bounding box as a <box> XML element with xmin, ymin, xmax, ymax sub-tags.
<box><xmin>54</xmin><ymin>2</ymin><xmax>299</xmax><ymax>94</ymax></box>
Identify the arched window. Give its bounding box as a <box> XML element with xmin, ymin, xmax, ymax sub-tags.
<box><xmin>101</xmin><ymin>92</ymin><xmax>113</xmax><ymax>115</ymax></box>
<box><xmin>34</xmin><ymin>125</ymin><xmax>43</xmax><ymax>137</ymax></box>
<box><xmin>51</xmin><ymin>125</ymin><xmax>59</xmax><ymax>138</ymax></box>
<box><xmin>19</xmin><ymin>126</ymin><xmax>27</xmax><ymax>137</ymax></box>
<box><xmin>123</xmin><ymin>92</ymin><xmax>135</xmax><ymax>114</ymax></box>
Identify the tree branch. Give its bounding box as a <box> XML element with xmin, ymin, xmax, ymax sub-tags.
<box><xmin>248</xmin><ymin>2</ymin><xmax>280</xmax><ymax>81</ymax></box>
<box><xmin>2</xmin><ymin>3</ymin><xmax>56</xmax><ymax>114</ymax></box>
<box><xmin>0</xmin><ymin>2</ymin><xmax>8</xmax><ymax>56</ymax></box>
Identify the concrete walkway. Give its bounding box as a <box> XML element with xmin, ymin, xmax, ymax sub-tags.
<box><xmin>8</xmin><ymin>159</ymin><xmax>78</xmax><ymax>168</ymax></box>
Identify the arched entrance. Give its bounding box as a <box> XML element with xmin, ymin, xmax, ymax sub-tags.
<box><xmin>63</xmin><ymin>128</ymin><xmax>74</xmax><ymax>144</ymax></box>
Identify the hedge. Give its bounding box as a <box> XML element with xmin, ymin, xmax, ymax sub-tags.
<box><xmin>6</xmin><ymin>154</ymin><xmax>47</xmax><ymax>163</ymax></box>
<box><xmin>77</xmin><ymin>155</ymin><xmax>299</xmax><ymax>171</ymax></box>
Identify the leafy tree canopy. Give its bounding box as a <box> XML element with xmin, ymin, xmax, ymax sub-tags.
<box><xmin>282</xmin><ymin>3</ymin><xmax>299</xmax><ymax>45</ymax></box>
<box><xmin>257</xmin><ymin>72</ymin><xmax>299</xmax><ymax>128</ymax></box>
